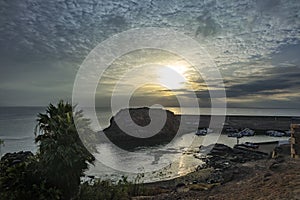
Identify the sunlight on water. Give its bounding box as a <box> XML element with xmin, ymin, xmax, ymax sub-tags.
<box><xmin>0</xmin><ymin>107</ymin><xmax>295</xmax><ymax>182</ymax></box>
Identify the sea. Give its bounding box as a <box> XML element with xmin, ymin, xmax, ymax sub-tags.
<box><xmin>0</xmin><ymin>106</ymin><xmax>299</xmax><ymax>182</ymax></box>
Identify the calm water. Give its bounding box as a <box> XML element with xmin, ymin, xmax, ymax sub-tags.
<box><xmin>86</xmin><ymin>133</ymin><xmax>289</xmax><ymax>182</ymax></box>
<box><xmin>0</xmin><ymin>107</ymin><xmax>45</xmax><ymax>155</ymax></box>
<box><xmin>0</xmin><ymin>107</ymin><xmax>297</xmax><ymax>182</ymax></box>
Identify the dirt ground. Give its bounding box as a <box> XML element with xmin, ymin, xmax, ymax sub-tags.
<box><xmin>135</xmin><ymin>156</ymin><xmax>300</xmax><ymax>200</ymax></box>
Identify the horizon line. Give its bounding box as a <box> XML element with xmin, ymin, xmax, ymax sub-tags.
<box><xmin>1</xmin><ymin>106</ymin><xmax>300</xmax><ymax>110</ymax></box>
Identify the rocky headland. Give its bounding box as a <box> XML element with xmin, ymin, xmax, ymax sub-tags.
<box><xmin>102</xmin><ymin>107</ymin><xmax>180</xmax><ymax>150</ymax></box>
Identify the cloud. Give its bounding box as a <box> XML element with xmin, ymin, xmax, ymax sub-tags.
<box><xmin>223</xmin><ymin>65</ymin><xmax>300</xmax><ymax>107</ymax></box>
<box><xmin>0</xmin><ymin>0</ymin><xmax>299</xmax><ymax>107</ymax></box>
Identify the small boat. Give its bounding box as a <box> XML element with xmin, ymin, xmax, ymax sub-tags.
<box><xmin>240</xmin><ymin>128</ymin><xmax>255</xmax><ymax>136</ymax></box>
<box><xmin>266</xmin><ymin>130</ymin><xmax>285</xmax><ymax>137</ymax></box>
<box><xmin>228</xmin><ymin>132</ymin><xmax>243</xmax><ymax>138</ymax></box>
<box><xmin>196</xmin><ymin>129</ymin><xmax>206</xmax><ymax>136</ymax></box>
<box><xmin>241</xmin><ymin>142</ymin><xmax>259</xmax><ymax>149</ymax></box>
<box><xmin>195</xmin><ymin>128</ymin><xmax>213</xmax><ymax>136</ymax></box>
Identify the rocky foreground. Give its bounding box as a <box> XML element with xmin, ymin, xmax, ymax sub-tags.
<box><xmin>133</xmin><ymin>144</ymin><xmax>300</xmax><ymax>200</ymax></box>
<box><xmin>2</xmin><ymin>145</ymin><xmax>299</xmax><ymax>199</ymax></box>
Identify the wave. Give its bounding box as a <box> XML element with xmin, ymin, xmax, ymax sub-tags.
<box><xmin>0</xmin><ymin>136</ymin><xmax>33</xmax><ymax>141</ymax></box>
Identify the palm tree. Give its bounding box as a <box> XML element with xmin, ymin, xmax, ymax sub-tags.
<box><xmin>0</xmin><ymin>139</ymin><xmax>4</xmax><ymax>157</ymax></box>
<box><xmin>35</xmin><ymin>100</ymin><xmax>95</xmax><ymax>200</ymax></box>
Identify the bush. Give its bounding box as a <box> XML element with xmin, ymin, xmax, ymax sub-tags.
<box><xmin>35</xmin><ymin>101</ymin><xmax>95</xmax><ymax>199</ymax></box>
<box><xmin>78</xmin><ymin>179</ymin><xmax>130</xmax><ymax>200</ymax></box>
<box><xmin>77</xmin><ymin>174</ymin><xmax>148</xmax><ymax>200</ymax></box>
<box><xmin>0</xmin><ymin>152</ymin><xmax>61</xmax><ymax>200</ymax></box>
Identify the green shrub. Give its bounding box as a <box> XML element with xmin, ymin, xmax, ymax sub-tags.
<box><xmin>78</xmin><ymin>179</ymin><xmax>130</xmax><ymax>200</ymax></box>
<box><xmin>35</xmin><ymin>101</ymin><xmax>95</xmax><ymax>199</ymax></box>
<box><xmin>77</xmin><ymin>174</ymin><xmax>148</xmax><ymax>200</ymax></box>
<box><xmin>0</xmin><ymin>152</ymin><xmax>61</xmax><ymax>200</ymax></box>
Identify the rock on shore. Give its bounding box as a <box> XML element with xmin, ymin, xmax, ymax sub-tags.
<box><xmin>102</xmin><ymin>107</ymin><xmax>180</xmax><ymax>150</ymax></box>
<box><xmin>0</xmin><ymin>151</ymin><xmax>34</xmax><ymax>167</ymax></box>
<box><xmin>135</xmin><ymin>143</ymin><xmax>300</xmax><ymax>200</ymax></box>
<box><xmin>198</xmin><ymin>143</ymin><xmax>269</xmax><ymax>184</ymax></box>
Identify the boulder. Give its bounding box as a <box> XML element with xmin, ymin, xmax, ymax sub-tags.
<box><xmin>102</xmin><ymin>107</ymin><xmax>180</xmax><ymax>150</ymax></box>
<box><xmin>0</xmin><ymin>151</ymin><xmax>34</xmax><ymax>167</ymax></box>
<box><xmin>200</xmin><ymin>143</ymin><xmax>269</xmax><ymax>184</ymax></box>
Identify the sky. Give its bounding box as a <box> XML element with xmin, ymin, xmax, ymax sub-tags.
<box><xmin>0</xmin><ymin>0</ymin><xmax>300</xmax><ymax>108</ymax></box>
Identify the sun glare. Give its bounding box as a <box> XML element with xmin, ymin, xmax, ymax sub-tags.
<box><xmin>158</xmin><ymin>65</ymin><xmax>188</xmax><ymax>90</ymax></box>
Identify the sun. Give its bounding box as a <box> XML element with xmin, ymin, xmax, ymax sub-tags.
<box><xmin>158</xmin><ymin>65</ymin><xmax>188</xmax><ymax>90</ymax></box>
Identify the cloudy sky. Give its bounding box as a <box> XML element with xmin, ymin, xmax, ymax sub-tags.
<box><xmin>0</xmin><ymin>0</ymin><xmax>300</xmax><ymax>108</ymax></box>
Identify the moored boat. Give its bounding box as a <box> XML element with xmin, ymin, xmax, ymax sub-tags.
<box><xmin>266</xmin><ymin>130</ymin><xmax>285</xmax><ymax>137</ymax></box>
<box><xmin>239</xmin><ymin>128</ymin><xmax>255</xmax><ymax>136</ymax></box>
<box><xmin>240</xmin><ymin>142</ymin><xmax>259</xmax><ymax>149</ymax></box>
<box><xmin>195</xmin><ymin>128</ymin><xmax>213</xmax><ymax>136</ymax></box>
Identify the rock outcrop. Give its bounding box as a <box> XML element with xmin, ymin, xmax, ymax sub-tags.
<box><xmin>198</xmin><ymin>143</ymin><xmax>269</xmax><ymax>184</ymax></box>
<box><xmin>0</xmin><ymin>151</ymin><xmax>34</xmax><ymax>167</ymax></box>
<box><xmin>102</xmin><ymin>107</ymin><xmax>180</xmax><ymax>150</ymax></box>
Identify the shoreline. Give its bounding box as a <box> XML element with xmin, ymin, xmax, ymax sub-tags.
<box><xmin>87</xmin><ymin>134</ymin><xmax>289</xmax><ymax>183</ymax></box>
<box><xmin>176</xmin><ymin>114</ymin><xmax>300</xmax><ymax>132</ymax></box>
<box><xmin>130</xmin><ymin>144</ymin><xmax>298</xmax><ymax>200</ymax></box>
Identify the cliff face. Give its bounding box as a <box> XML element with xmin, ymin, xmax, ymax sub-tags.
<box><xmin>102</xmin><ymin>107</ymin><xmax>180</xmax><ymax>150</ymax></box>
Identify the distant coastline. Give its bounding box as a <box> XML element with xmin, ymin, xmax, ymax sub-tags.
<box><xmin>1</xmin><ymin>106</ymin><xmax>300</xmax><ymax>117</ymax></box>
<box><xmin>176</xmin><ymin>115</ymin><xmax>300</xmax><ymax>133</ymax></box>
<box><xmin>0</xmin><ymin>106</ymin><xmax>299</xmax><ymax>154</ymax></box>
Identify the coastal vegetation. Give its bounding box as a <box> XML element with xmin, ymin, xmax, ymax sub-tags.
<box><xmin>0</xmin><ymin>101</ymin><xmax>298</xmax><ymax>199</ymax></box>
<box><xmin>0</xmin><ymin>139</ymin><xmax>3</xmax><ymax>156</ymax></box>
<box><xmin>0</xmin><ymin>101</ymin><xmax>97</xmax><ymax>199</ymax></box>
<box><xmin>34</xmin><ymin>100</ymin><xmax>95</xmax><ymax>199</ymax></box>
<box><xmin>0</xmin><ymin>151</ymin><xmax>147</xmax><ymax>200</ymax></box>
<box><xmin>0</xmin><ymin>101</ymin><xmax>150</xmax><ymax>200</ymax></box>
<box><xmin>0</xmin><ymin>151</ymin><xmax>61</xmax><ymax>200</ymax></box>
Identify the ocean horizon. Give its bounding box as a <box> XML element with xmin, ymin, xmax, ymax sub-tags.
<box><xmin>0</xmin><ymin>106</ymin><xmax>299</xmax><ymax>153</ymax></box>
<box><xmin>0</xmin><ymin>106</ymin><xmax>295</xmax><ymax>182</ymax></box>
